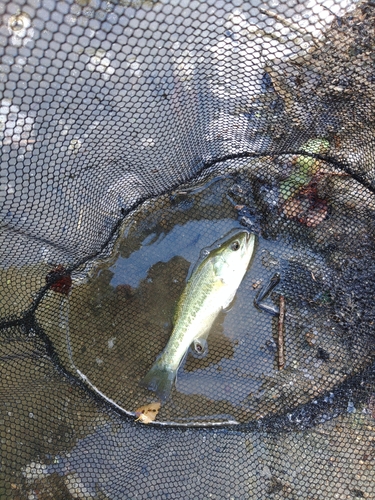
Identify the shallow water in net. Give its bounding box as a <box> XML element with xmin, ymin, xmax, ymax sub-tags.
<box><xmin>36</xmin><ymin>159</ymin><xmax>375</xmax><ymax>425</ymax></box>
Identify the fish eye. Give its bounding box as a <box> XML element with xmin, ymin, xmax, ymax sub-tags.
<box><xmin>231</xmin><ymin>241</ymin><xmax>240</xmax><ymax>251</ymax></box>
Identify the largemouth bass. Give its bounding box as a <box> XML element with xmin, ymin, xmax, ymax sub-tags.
<box><xmin>140</xmin><ymin>229</ymin><xmax>256</xmax><ymax>402</ymax></box>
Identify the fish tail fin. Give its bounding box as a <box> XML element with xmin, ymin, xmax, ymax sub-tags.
<box><xmin>140</xmin><ymin>360</ymin><xmax>176</xmax><ymax>402</ymax></box>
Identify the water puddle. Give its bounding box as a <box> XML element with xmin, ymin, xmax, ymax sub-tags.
<box><xmin>36</xmin><ymin>160</ymin><xmax>375</xmax><ymax>425</ymax></box>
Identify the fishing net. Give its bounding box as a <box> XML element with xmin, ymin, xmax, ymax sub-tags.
<box><xmin>1</xmin><ymin>0</ymin><xmax>375</xmax><ymax>497</ymax></box>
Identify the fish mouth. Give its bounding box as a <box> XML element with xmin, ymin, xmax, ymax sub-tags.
<box><xmin>243</xmin><ymin>230</ymin><xmax>252</xmax><ymax>242</ymax></box>
<box><xmin>243</xmin><ymin>230</ymin><xmax>256</xmax><ymax>252</ymax></box>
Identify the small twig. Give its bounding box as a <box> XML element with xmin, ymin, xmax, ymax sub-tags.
<box><xmin>278</xmin><ymin>295</ymin><xmax>286</xmax><ymax>370</ymax></box>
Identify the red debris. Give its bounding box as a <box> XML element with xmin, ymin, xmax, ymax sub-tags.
<box><xmin>46</xmin><ymin>265</ymin><xmax>72</xmax><ymax>295</ymax></box>
<box><xmin>282</xmin><ymin>179</ymin><xmax>328</xmax><ymax>228</ymax></box>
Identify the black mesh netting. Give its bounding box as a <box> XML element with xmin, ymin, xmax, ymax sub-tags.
<box><xmin>2</xmin><ymin>0</ymin><xmax>375</xmax><ymax>498</ymax></box>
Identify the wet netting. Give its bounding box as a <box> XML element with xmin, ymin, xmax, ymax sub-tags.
<box><xmin>2</xmin><ymin>0</ymin><xmax>375</xmax><ymax>497</ymax></box>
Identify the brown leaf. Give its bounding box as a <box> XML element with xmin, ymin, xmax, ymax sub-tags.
<box><xmin>135</xmin><ymin>402</ymin><xmax>161</xmax><ymax>424</ymax></box>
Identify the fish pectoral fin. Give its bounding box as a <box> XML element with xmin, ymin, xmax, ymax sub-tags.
<box><xmin>212</xmin><ymin>277</ymin><xmax>226</xmax><ymax>290</ymax></box>
<box><xmin>190</xmin><ymin>337</ymin><xmax>209</xmax><ymax>359</ymax></box>
<box><xmin>213</xmin><ymin>258</ymin><xmax>229</xmax><ymax>276</ymax></box>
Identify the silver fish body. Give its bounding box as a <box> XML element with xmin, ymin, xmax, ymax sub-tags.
<box><xmin>140</xmin><ymin>229</ymin><xmax>256</xmax><ymax>402</ymax></box>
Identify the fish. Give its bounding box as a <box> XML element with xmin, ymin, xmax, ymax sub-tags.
<box><xmin>140</xmin><ymin>229</ymin><xmax>256</xmax><ymax>402</ymax></box>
